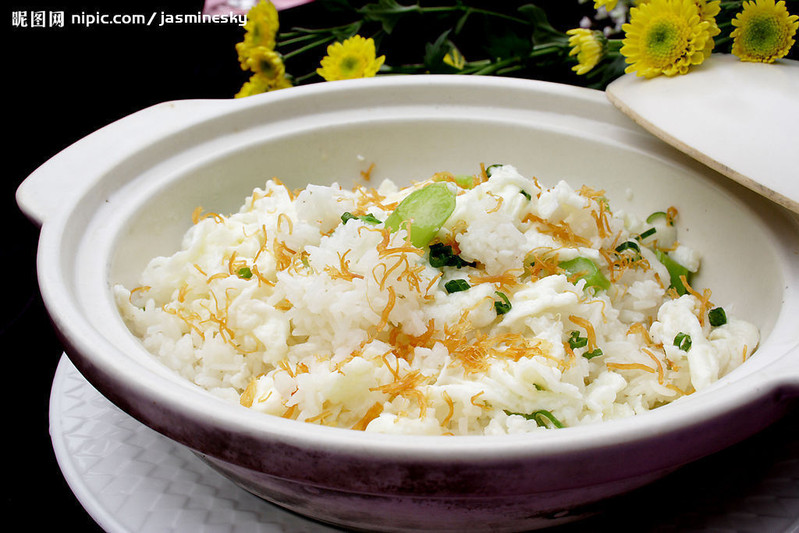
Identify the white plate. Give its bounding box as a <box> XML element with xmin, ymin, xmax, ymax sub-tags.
<box><xmin>50</xmin><ymin>355</ymin><xmax>344</xmax><ymax>533</ymax></box>
<box><xmin>51</xmin><ymin>355</ymin><xmax>799</xmax><ymax>532</ymax></box>
<box><xmin>606</xmin><ymin>54</ymin><xmax>799</xmax><ymax>214</ymax></box>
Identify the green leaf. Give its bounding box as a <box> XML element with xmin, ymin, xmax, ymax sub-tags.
<box><xmin>423</xmin><ymin>30</ymin><xmax>455</xmax><ymax>72</ymax></box>
<box><xmin>454</xmin><ymin>8</ymin><xmax>472</xmax><ymax>34</ymax></box>
<box><xmin>484</xmin><ymin>28</ymin><xmax>532</xmax><ymax>60</ymax></box>
<box><xmin>358</xmin><ymin>0</ymin><xmax>419</xmax><ymax>34</ymax></box>
<box><xmin>517</xmin><ymin>4</ymin><xmax>568</xmax><ymax>46</ymax></box>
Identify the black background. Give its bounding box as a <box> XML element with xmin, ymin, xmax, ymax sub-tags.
<box><xmin>6</xmin><ymin>1</ymin><xmax>799</xmax><ymax>531</ymax></box>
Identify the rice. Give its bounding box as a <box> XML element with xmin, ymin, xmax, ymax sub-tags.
<box><xmin>114</xmin><ymin>164</ymin><xmax>759</xmax><ymax>435</ymax></box>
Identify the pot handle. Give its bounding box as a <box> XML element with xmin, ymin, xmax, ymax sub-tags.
<box><xmin>16</xmin><ymin>98</ymin><xmax>235</xmax><ymax>226</ymax></box>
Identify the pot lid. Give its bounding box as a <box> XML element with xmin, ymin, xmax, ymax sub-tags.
<box><xmin>605</xmin><ymin>54</ymin><xmax>799</xmax><ymax>214</ymax></box>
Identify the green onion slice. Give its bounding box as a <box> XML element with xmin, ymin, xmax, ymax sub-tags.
<box><xmin>384</xmin><ymin>182</ymin><xmax>456</xmax><ymax>248</ymax></box>
<box><xmin>494</xmin><ymin>291</ymin><xmax>512</xmax><ymax>315</ymax></box>
<box><xmin>568</xmin><ymin>331</ymin><xmax>588</xmax><ymax>350</ymax></box>
<box><xmin>444</xmin><ymin>279</ymin><xmax>470</xmax><ymax>293</ymax></box>
<box><xmin>654</xmin><ymin>250</ymin><xmax>691</xmax><ymax>296</ymax></box>
<box><xmin>341</xmin><ymin>212</ymin><xmax>382</xmax><ymax>225</ymax></box>
<box><xmin>637</xmin><ymin>227</ymin><xmax>657</xmax><ymax>241</ymax></box>
<box><xmin>673</xmin><ymin>332</ymin><xmax>692</xmax><ymax>351</ymax></box>
<box><xmin>646</xmin><ymin>211</ymin><xmax>673</xmax><ymax>226</ymax></box>
<box><xmin>485</xmin><ymin>164</ymin><xmax>503</xmax><ymax>177</ymax></box>
<box><xmin>615</xmin><ymin>240</ymin><xmax>641</xmax><ymax>254</ymax></box>
<box><xmin>428</xmin><ymin>243</ymin><xmax>475</xmax><ymax>269</ymax></box>
<box><xmin>454</xmin><ymin>174</ymin><xmax>476</xmax><ymax>189</ymax></box>
<box><xmin>708</xmin><ymin>307</ymin><xmax>727</xmax><ymax>327</ymax></box>
<box><xmin>583</xmin><ymin>348</ymin><xmax>603</xmax><ymax>360</ymax></box>
<box><xmin>504</xmin><ymin>409</ymin><xmax>564</xmax><ymax>429</ymax></box>
<box><xmin>559</xmin><ymin>257</ymin><xmax>610</xmax><ymax>292</ymax></box>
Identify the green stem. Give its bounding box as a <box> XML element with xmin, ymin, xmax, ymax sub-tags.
<box><xmin>494</xmin><ymin>64</ymin><xmax>527</xmax><ymax>76</ymax></box>
<box><xmin>294</xmin><ymin>71</ymin><xmax>320</xmax><ymax>83</ymax></box>
<box><xmin>277</xmin><ymin>32</ymin><xmax>323</xmax><ymax>47</ymax></box>
<box><xmin>282</xmin><ymin>35</ymin><xmax>337</xmax><ymax>60</ymax></box>
<box><xmin>442</xmin><ymin>6</ymin><xmax>529</xmax><ymax>26</ymax></box>
<box><xmin>714</xmin><ymin>36</ymin><xmax>733</xmax><ymax>47</ymax></box>
<box><xmin>529</xmin><ymin>43</ymin><xmax>566</xmax><ymax>57</ymax></box>
<box><xmin>379</xmin><ymin>63</ymin><xmax>430</xmax><ymax>74</ymax></box>
<box><xmin>470</xmin><ymin>56</ymin><xmax>519</xmax><ymax>75</ymax></box>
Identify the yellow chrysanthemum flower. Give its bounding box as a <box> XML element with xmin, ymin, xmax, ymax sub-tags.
<box><xmin>731</xmin><ymin>0</ymin><xmax>798</xmax><ymax>63</ymax></box>
<box><xmin>236</xmin><ymin>0</ymin><xmax>280</xmax><ymax>69</ymax></box>
<box><xmin>244</xmin><ymin>47</ymin><xmax>286</xmax><ymax>82</ymax></box>
<box><xmin>567</xmin><ymin>28</ymin><xmax>606</xmax><ymax>75</ymax></box>
<box><xmin>595</xmin><ymin>0</ymin><xmax>620</xmax><ymax>11</ymax></box>
<box><xmin>621</xmin><ymin>0</ymin><xmax>715</xmax><ymax>78</ymax></box>
<box><xmin>235</xmin><ymin>72</ymin><xmax>292</xmax><ymax>99</ymax></box>
<box><xmin>316</xmin><ymin>35</ymin><xmax>386</xmax><ymax>81</ymax></box>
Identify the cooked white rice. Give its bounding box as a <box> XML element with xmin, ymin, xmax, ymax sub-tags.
<box><xmin>114</xmin><ymin>164</ymin><xmax>758</xmax><ymax>435</ymax></box>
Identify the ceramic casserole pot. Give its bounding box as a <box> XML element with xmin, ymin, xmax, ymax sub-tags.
<box><xmin>17</xmin><ymin>76</ymin><xmax>799</xmax><ymax>532</ymax></box>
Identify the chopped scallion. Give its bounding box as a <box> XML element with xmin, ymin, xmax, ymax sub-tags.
<box><xmin>673</xmin><ymin>332</ymin><xmax>692</xmax><ymax>351</ymax></box>
<box><xmin>341</xmin><ymin>212</ymin><xmax>381</xmax><ymax>225</ymax></box>
<box><xmin>444</xmin><ymin>279</ymin><xmax>470</xmax><ymax>293</ymax></box>
<box><xmin>428</xmin><ymin>242</ymin><xmax>476</xmax><ymax>269</ymax></box>
<box><xmin>583</xmin><ymin>348</ymin><xmax>603</xmax><ymax>359</ymax></box>
<box><xmin>384</xmin><ymin>182</ymin><xmax>456</xmax><ymax>248</ymax></box>
<box><xmin>568</xmin><ymin>331</ymin><xmax>588</xmax><ymax>350</ymax></box>
<box><xmin>654</xmin><ymin>250</ymin><xmax>691</xmax><ymax>296</ymax></box>
<box><xmin>615</xmin><ymin>240</ymin><xmax>641</xmax><ymax>254</ymax></box>
<box><xmin>504</xmin><ymin>409</ymin><xmax>564</xmax><ymax>429</ymax></box>
<box><xmin>708</xmin><ymin>307</ymin><xmax>727</xmax><ymax>326</ymax></box>
<box><xmin>637</xmin><ymin>227</ymin><xmax>657</xmax><ymax>241</ymax></box>
<box><xmin>454</xmin><ymin>174</ymin><xmax>476</xmax><ymax>189</ymax></box>
<box><xmin>494</xmin><ymin>291</ymin><xmax>512</xmax><ymax>315</ymax></box>
<box><xmin>646</xmin><ymin>211</ymin><xmax>673</xmax><ymax>226</ymax></box>
<box><xmin>559</xmin><ymin>257</ymin><xmax>610</xmax><ymax>292</ymax></box>
<box><xmin>485</xmin><ymin>164</ymin><xmax>503</xmax><ymax>177</ymax></box>
<box><xmin>358</xmin><ymin>213</ymin><xmax>382</xmax><ymax>224</ymax></box>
